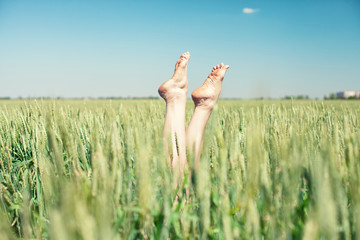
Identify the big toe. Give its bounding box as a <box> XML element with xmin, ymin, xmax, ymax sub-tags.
<box><xmin>180</xmin><ymin>52</ymin><xmax>190</xmax><ymax>60</ymax></box>
<box><xmin>178</xmin><ymin>52</ymin><xmax>190</xmax><ymax>67</ymax></box>
<box><xmin>219</xmin><ymin>63</ymin><xmax>229</xmax><ymax>71</ymax></box>
<box><xmin>213</xmin><ymin>63</ymin><xmax>229</xmax><ymax>78</ymax></box>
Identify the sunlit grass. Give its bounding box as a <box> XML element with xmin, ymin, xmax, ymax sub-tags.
<box><xmin>0</xmin><ymin>99</ymin><xmax>359</xmax><ymax>239</ymax></box>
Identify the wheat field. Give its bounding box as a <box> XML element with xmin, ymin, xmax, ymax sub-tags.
<box><xmin>0</xmin><ymin>99</ymin><xmax>359</xmax><ymax>240</ymax></box>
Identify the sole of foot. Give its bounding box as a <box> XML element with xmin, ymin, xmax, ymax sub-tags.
<box><xmin>158</xmin><ymin>52</ymin><xmax>191</xmax><ymax>101</ymax></box>
<box><xmin>191</xmin><ymin>63</ymin><xmax>230</xmax><ymax>110</ymax></box>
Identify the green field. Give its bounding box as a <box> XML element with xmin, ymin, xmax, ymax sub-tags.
<box><xmin>0</xmin><ymin>100</ymin><xmax>360</xmax><ymax>239</ymax></box>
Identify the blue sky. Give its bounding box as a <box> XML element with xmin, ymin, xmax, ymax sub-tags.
<box><xmin>0</xmin><ymin>0</ymin><xmax>359</xmax><ymax>99</ymax></box>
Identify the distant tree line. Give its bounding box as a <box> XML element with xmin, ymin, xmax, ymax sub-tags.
<box><xmin>283</xmin><ymin>95</ymin><xmax>310</xmax><ymax>100</ymax></box>
<box><xmin>324</xmin><ymin>93</ymin><xmax>337</xmax><ymax>100</ymax></box>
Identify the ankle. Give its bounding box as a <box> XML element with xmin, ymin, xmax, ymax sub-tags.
<box><xmin>164</xmin><ymin>92</ymin><xmax>187</xmax><ymax>103</ymax></box>
<box><xmin>193</xmin><ymin>104</ymin><xmax>213</xmax><ymax>117</ymax></box>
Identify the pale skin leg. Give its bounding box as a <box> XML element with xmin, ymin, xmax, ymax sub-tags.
<box><xmin>186</xmin><ymin>63</ymin><xmax>230</xmax><ymax>170</ymax></box>
<box><xmin>158</xmin><ymin>52</ymin><xmax>190</xmax><ymax>174</ymax></box>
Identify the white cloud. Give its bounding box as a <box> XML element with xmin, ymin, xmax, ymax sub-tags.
<box><xmin>243</xmin><ymin>8</ymin><xmax>259</xmax><ymax>14</ymax></box>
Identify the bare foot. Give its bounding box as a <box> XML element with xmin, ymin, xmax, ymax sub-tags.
<box><xmin>158</xmin><ymin>52</ymin><xmax>190</xmax><ymax>101</ymax></box>
<box><xmin>191</xmin><ymin>63</ymin><xmax>229</xmax><ymax>109</ymax></box>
